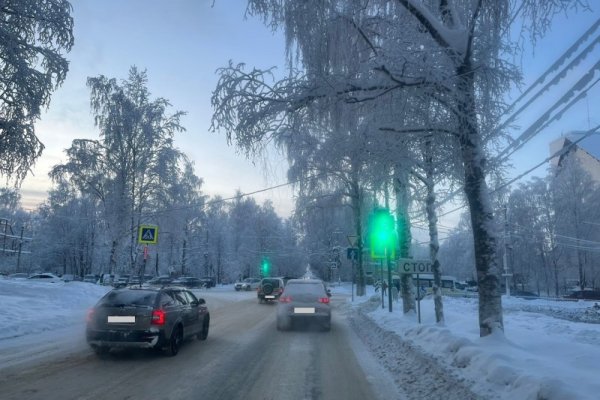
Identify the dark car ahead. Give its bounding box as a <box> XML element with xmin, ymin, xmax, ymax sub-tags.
<box><xmin>276</xmin><ymin>279</ymin><xmax>331</xmax><ymax>331</ymax></box>
<box><xmin>258</xmin><ymin>277</ymin><xmax>285</xmax><ymax>303</ymax></box>
<box><xmin>86</xmin><ymin>286</ymin><xmax>210</xmax><ymax>356</ymax></box>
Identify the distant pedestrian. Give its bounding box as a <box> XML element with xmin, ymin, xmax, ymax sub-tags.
<box><xmin>382</xmin><ymin>280</ymin><xmax>388</xmax><ymax>296</ymax></box>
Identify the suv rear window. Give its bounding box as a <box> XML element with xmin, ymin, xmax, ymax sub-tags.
<box><xmin>98</xmin><ymin>289</ymin><xmax>158</xmax><ymax>307</ymax></box>
<box><xmin>284</xmin><ymin>282</ymin><xmax>326</xmax><ymax>296</ymax></box>
<box><xmin>261</xmin><ymin>278</ymin><xmax>282</xmax><ymax>287</ymax></box>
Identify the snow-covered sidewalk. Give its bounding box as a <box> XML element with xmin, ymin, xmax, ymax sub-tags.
<box><xmin>335</xmin><ymin>283</ymin><xmax>600</xmax><ymax>400</ymax></box>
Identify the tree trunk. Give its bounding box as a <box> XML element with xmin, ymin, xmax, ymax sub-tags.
<box><xmin>424</xmin><ymin>139</ymin><xmax>444</xmax><ymax>324</ymax></box>
<box><xmin>457</xmin><ymin>66</ymin><xmax>503</xmax><ymax>336</ymax></box>
<box><xmin>394</xmin><ymin>167</ymin><xmax>415</xmax><ymax>313</ymax></box>
<box><xmin>108</xmin><ymin>239</ymin><xmax>118</xmax><ymax>275</ymax></box>
<box><xmin>350</xmin><ymin>178</ymin><xmax>366</xmax><ymax>296</ymax></box>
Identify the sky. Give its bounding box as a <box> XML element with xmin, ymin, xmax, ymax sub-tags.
<box><xmin>11</xmin><ymin>1</ymin><xmax>600</xmax><ymax>223</ymax></box>
<box><xmin>19</xmin><ymin>0</ymin><xmax>294</xmax><ymax>215</ymax></box>
<box><xmin>1</xmin><ymin>278</ymin><xmax>599</xmax><ymax>399</ymax></box>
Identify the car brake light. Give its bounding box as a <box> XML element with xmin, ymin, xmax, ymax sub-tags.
<box><xmin>318</xmin><ymin>297</ymin><xmax>330</xmax><ymax>304</ymax></box>
<box><xmin>86</xmin><ymin>308</ymin><xmax>95</xmax><ymax>322</ymax></box>
<box><xmin>152</xmin><ymin>309</ymin><xmax>166</xmax><ymax>325</ymax></box>
<box><xmin>279</xmin><ymin>296</ymin><xmax>292</xmax><ymax>303</ymax></box>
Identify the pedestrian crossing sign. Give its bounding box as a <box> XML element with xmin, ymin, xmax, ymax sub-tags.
<box><xmin>138</xmin><ymin>225</ymin><xmax>158</xmax><ymax>244</ymax></box>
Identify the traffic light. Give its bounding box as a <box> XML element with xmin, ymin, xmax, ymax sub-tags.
<box><xmin>369</xmin><ymin>208</ymin><xmax>397</xmax><ymax>259</ymax></box>
<box><xmin>261</xmin><ymin>257</ymin><xmax>271</xmax><ymax>277</ymax></box>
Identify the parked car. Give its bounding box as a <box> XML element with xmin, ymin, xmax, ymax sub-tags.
<box><xmin>100</xmin><ymin>274</ymin><xmax>115</xmax><ymax>286</ymax></box>
<box><xmin>234</xmin><ymin>277</ymin><xmax>261</xmax><ymax>291</ymax></box>
<box><xmin>565</xmin><ymin>290</ymin><xmax>600</xmax><ymax>301</ymax></box>
<box><xmin>86</xmin><ymin>286</ymin><xmax>210</xmax><ymax>356</ymax></box>
<box><xmin>113</xmin><ymin>275</ymin><xmax>130</xmax><ymax>289</ymax></box>
<box><xmin>200</xmin><ymin>277</ymin><xmax>216</xmax><ymax>288</ymax></box>
<box><xmin>276</xmin><ymin>278</ymin><xmax>331</xmax><ymax>331</ymax></box>
<box><xmin>145</xmin><ymin>275</ymin><xmax>173</xmax><ymax>287</ymax></box>
<box><xmin>258</xmin><ymin>277</ymin><xmax>285</xmax><ymax>303</ymax></box>
<box><xmin>27</xmin><ymin>273</ymin><xmax>62</xmax><ymax>283</ymax></box>
<box><xmin>7</xmin><ymin>272</ymin><xmax>29</xmax><ymax>279</ymax></box>
<box><xmin>61</xmin><ymin>274</ymin><xmax>76</xmax><ymax>282</ymax></box>
<box><xmin>511</xmin><ymin>290</ymin><xmax>540</xmax><ymax>300</ymax></box>
<box><xmin>128</xmin><ymin>276</ymin><xmax>141</xmax><ymax>286</ymax></box>
<box><xmin>172</xmin><ymin>276</ymin><xmax>202</xmax><ymax>288</ymax></box>
<box><xmin>83</xmin><ymin>274</ymin><xmax>100</xmax><ymax>284</ymax></box>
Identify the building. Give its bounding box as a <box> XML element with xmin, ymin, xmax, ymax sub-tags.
<box><xmin>550</xmin><ymin>131</ymin><xmax>600</xmax><ymax>182</ymax></box>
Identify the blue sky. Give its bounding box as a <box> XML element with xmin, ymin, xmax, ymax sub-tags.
<box><xmin>16</xmin><ymin>1</ymin><xmax>600</xmax><ymax>222</ymax></box>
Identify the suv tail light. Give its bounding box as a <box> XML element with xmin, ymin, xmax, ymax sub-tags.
<box><xmin>318</xmin><ymin>297</ymin><xmax>330</xmax><ymax>304</ymax></box>
<box><xmin>279</xmin><ymin>296</ymin><xmax>292</xmax><ymax>303</ymax></box>
<box><xmin>152</xmin><ymin>309</ymin><xmax>166</xmax><ymax>325</ymax></box>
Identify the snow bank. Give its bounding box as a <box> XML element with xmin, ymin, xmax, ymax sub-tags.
<box><xmin>0</xmin><ymin>279</ymin><xmax>110</xmax><ymax>340</ymax></box>
<box><xmin>355</xmin><ymin>292</ymin><xmax>600</xmax><ymax>400</ymax></box>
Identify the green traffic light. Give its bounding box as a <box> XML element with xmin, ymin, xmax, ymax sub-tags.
<box><xmin>369</xmin><ymin>208</ymin><xmax>397</xmax><ymax>259</ymax></box>
<box><xmin>261</xmin><ymin>257</ymin><xmax>271</xmax><ymax>276</ymax></box>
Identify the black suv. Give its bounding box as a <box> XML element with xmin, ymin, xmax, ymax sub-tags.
<box><xmin>258</xmin><ymin>277</ymin><xmax>285</xmax><ymax>303</ymax></box>
<box><xmin>86</xmin><ymin>286</ymin><xmax>210</xmax><ymax>356</ymax></box>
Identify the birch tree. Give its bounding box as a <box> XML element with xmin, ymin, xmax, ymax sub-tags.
<box><xmin>51</xmin><ymin>67</ymin><xmax>186</xmax><ymax>274</ymax></box>
<box><xmin>0</xmin><ymin>0</ymin><xmax>73</xmax><ymax>182</ymax></box>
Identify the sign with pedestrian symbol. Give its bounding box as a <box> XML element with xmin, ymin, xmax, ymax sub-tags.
<box><xmin>138</xmin><ymin>225</ymin><xmax>158</xmax><ymax>244</ymax></box>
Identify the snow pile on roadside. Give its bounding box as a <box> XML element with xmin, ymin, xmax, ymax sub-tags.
<box><xmin>354</xmin><ymin>293</ymin><xmax>600</xmax><ymax>400</ymax></box>
<box><xmin>0</xmin><ymin>280</ymin><xmax>110</xmax><ymax>340</ymax></box>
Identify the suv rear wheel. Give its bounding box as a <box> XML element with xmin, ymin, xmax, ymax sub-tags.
<box><xmin>165</xmin><ymin>326</ymin><xmax>183</xmax><ymax>356</ymax></box>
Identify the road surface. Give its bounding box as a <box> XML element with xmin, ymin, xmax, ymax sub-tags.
<box><xmin>0</xmin><ymin>290</ymin><xmax>397</xmax><ymax>400</ymax></box>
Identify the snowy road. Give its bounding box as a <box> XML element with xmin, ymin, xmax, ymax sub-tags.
<box><xmin>0</xmin><ymin>290</ymin><xmax>392</xmax><ymax>400</ymax></box>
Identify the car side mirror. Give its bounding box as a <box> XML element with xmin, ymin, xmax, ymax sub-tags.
<box><xmin>198</xmin><ymin>298</ymin><xmax>206</xmax><ymax>305</ymax></box>
<box><xmin>326</xmin><ymin>289</ymin><xmax>332</xmax><ymax>297</ymax></box>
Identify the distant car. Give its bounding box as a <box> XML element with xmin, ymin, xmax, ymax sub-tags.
<box><xmin>171</xmin><ymin>276</ymin><xmax>202</xmax><ymax>288</ymax></box>
<box><xmin>61</xmin><ymin>274</ymin><xmax>76</xmax><ymax>282</ymax></box>
<box><xmin>565</xmin><ymin>290</ymin><xmax>600</xmax><ymax>301</ymax></box>
<box><xmin>27</xmin><ymin>273</ymin><xmax>62</xmax><ymax>283</ymax></box>
<box><xmin>83</xmin><ymin>274</ymin><xmax>100</xmax><ymax>284</ymax></box>
<box><xmin>8</xmin><ymin>272</ymin><xmax>29</xmax><ymax>279</ymax></box>
<box><xmin>86</xmin><ymin>286</ymin><xmax>210</xmax><ymax>356</ymax></box>
<box><xmin>200</xmin><ymin>277</ymin><xmax>216</xmax><ymax>288</ymax></box>
<box><xmin>113</xmin><ymin>275</ymin><xmax>130</xmax><ymax>289</ymax></box>
<box><xmin>276</xmin><ymin>279</ymin><xmax>331</xmax><ymax>331</ymax></box>
<box><xmin>258</xmin><ymin>277</ymin><xmax>285</xmax><ymax>303</ymax></box>
<box><xmin>234</xmin><ymin>278</ymin><xmax>261</xmax><ymax>291</ymax></box>
<box><xmin>128</xmin><ymin>276</ymin><xmax>141</xmax><ymax>286</ymax></box>
<box><xmin>100</xmin><ymin>274</ymin><xmax>115</xmax><ymax>286</ymax></box>
<box><xmin>511</xmin><ymin>290</ymin><xmax>540</xmax><ymax>300</ymax></box>
<box><xmin>145</xmin><ymin>276</ymin><xmax>173</xmax><ymax>287</ymax></box>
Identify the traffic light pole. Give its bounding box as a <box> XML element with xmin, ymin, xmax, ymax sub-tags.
<box><xmin>379</xmin><ymin>260</ymin><xmax>385</xmax><ymax>310</ymax></box>
<box><xmin>387</xmin><ymin>249</ymin><xmax>392</xmax><ymax>312</ymax></box>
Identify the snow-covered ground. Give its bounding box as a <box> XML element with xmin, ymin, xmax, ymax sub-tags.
<box><xmin>1</xmin><ymin>278</ymin><xmax>599</xmax><ymax>399</ymax></box>
<box><xmin>331</xmin><ymin>283</ymin><xmax>600</xmax><ymax>400</ymax></box>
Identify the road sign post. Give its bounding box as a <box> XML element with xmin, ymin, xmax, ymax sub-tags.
<box><xmin>397</xmin><ymin>258</ymin><xmax>432</xmax><ymax>323</ymax></box>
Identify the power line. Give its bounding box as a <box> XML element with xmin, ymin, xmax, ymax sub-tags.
<box><xmin>435</xmin><ymin>125</ymin><xmax>600</xmax><ymax>220</ymax></box>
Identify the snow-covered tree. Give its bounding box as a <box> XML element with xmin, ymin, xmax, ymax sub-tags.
<box><xmin>0</xmin><ymin>0</ymin><xmax>74</xmax><ymax>182</ymax></box>
<box><xmin>51</xmin><ymin>67</ymin><xmax>186</xmax><ymax>274</ymax></box>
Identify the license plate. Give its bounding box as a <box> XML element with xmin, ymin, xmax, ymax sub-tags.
<box><xmin>108</xmin><ymin>316</ymin><xmax>135</xmax><ymax>323</ymax></box>
<box><xmin>294</xmin><ymin>307</ymin><xmax>315</xmax><ymax>314</ymax></box>
<box><xmin>265</xmin><ymin>295</ymin><xmax>275</xmax><ymax>299</ymax></box>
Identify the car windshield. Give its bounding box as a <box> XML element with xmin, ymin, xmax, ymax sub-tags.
<box><xmin>2</xmin><ymin>2</ymin><xmax>600</xmax><ymax>400</ymax></box>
